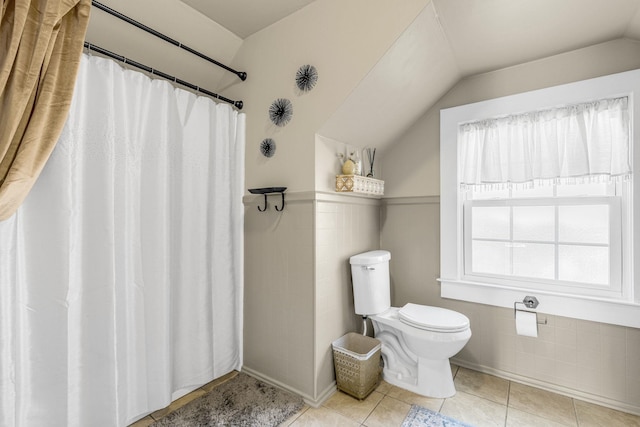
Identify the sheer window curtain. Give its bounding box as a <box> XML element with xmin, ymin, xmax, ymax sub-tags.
<box><xmin>0</xmin><ymin>54</ymin><xmax>245</xmax><ymax>427</ymax></box>
<box><xmin>459</xmin><ymin>97</ymin><xmax>631</xmax><ymax>190</ymax></box>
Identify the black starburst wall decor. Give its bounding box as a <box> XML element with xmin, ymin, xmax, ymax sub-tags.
<box><xmin>260</xmin><ymin>138</ymin><xmax>276</xmax><ymax>158</ymax></box>
<box><xmin>295</xmin><ymin>64</ymin><xmax>318</xmax><ymax>92</ymax></box>
<box><xmin>268</xmin><ymin>98</ymin><xmax>293</xmax><ymax>127</ymax></box>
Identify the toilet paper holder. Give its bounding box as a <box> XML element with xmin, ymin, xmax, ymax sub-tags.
<box><xmin>514</xmin><ymin>296</ymin><xmax>547</xmax><ymax>325</ymax></box>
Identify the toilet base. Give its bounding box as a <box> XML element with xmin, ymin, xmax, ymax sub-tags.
<box><xmin>382</xmin><ymin>357</ymin><xmax>456</xmax><ymax>398</ymax></box>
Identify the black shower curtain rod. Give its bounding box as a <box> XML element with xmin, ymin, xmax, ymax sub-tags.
<box><xmin>91</xmin><ymin>0</ymin><xmax>247</xmax><ymax>81</ymax></box>
<box><xmin>84</xmin><ymin>42</ymin><xmax>244</xmax><ymax>109</ymax></box>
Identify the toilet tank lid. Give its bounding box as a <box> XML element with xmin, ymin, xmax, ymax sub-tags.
<box><xmin>350</xmin><ymin>250</ymin><xmax>391</xmax><ymax>265</ymax></box>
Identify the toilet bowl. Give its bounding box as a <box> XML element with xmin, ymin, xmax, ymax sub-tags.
<box><xmin>371</xmin><ymin>305</ymin><xmax>471</xmax><ymax>398</ymax></box>
<box><xmin>350</xmin><ymin>250</ymin><xmax>471</xmax><ymax>398</ymax></box>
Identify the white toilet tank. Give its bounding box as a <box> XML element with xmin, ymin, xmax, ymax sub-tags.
<box><xmin>350</xmin><ymin>250</ymin><xmax>391</xmax><ymax>315</ymax></box>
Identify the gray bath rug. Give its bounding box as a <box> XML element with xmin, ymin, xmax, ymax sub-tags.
<box><xmin>402</xmin><ymin>404</ymin><xmax>475</xmax><ymax>427</ymax></box>
<box><xmin>151</xmin><ymin>372</ymin><xmax>305</xmax><ymax>427</ymax></box>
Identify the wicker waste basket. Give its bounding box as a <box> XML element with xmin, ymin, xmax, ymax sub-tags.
<box><xmin>332</xmin><ymin>332</ymin><xmax>382</xmax><ymax>400</ymax></box>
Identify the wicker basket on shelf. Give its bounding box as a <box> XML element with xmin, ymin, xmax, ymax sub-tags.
<box><xmin>335</xmin><ymin>175</ymin><xmax>384</xmax><ymax>197</ymax></box>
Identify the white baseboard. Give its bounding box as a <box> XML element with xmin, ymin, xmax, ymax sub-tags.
<box><xmin>312</xmin><ymin>382</ymin><xmax>338</xmax><ymax>408</ymax></box>
<box><xmin>451</xmin><ymin>358</ymin><xmax>640</xmax><ymax>417</ymax></box>
<box><xmin>241</xmin><ymin>366</ymin><xmax>337</xmax><ymax>408</ymax></box>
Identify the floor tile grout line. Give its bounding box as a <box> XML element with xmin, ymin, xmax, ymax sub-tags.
<box><xmin>573</xmin><ymin>397</ymin><xmax>580</xmax><ymax>427</ymax></box>
<box><xmin>504</xmin><ymin>379</ymin><xmax>512</xmax><ymax>426</ymax></box>
<box><xmin>361</xmin><ymin>394</ymin><xmax>384</xmax><ymax>427</ymax></box>
<box><xmin>285</xmin><ymin>405</ymin><xmax>309</xmax><ymax>426</ymax></box>
<box><xmin>440</xmin><ymin>364</ymin><xmax>455</xmax><ymax>414</ymax></box>
<box><xmin>454</xmin><ymin>389</ymin><xmax>509</xmax><ymax>408</ymax></box>
<box><xmin>506</xmin><ymin>392</ymin><xmax>580</xmax><ymax>426</ymax></box>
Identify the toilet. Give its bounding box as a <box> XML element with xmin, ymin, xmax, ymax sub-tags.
<box><xmin>349</xmin><ymin>250</ymin><xmax>471</xmax><ymax>398</ymax></box>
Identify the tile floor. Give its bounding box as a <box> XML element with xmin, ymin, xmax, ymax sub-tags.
<box><xmin>132</xmin><ymin>366</ymin><xmax>640</xmax><ymax>427</ymax></box>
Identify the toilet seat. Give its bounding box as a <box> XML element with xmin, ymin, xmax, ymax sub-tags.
<box><xmin>398</xmin><ymin>303</ymin><xmax>470</xmax><ymax>333</ymax></box>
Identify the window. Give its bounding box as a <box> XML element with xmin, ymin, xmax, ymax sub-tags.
<box><xmin>439</xmin><ymin>69</ymin><xmax>640</xmax><ymax>328</ymax></box>
<box><xmin>463</xmin><ymin>183</ymin><xmax>624</xmax><ymax>299</ymax></box>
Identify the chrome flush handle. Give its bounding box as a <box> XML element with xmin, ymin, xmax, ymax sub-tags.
<box><xmin>363</xmin><ymin>266</ymin><xmax>376</xmax><ymax>271</ymax></box>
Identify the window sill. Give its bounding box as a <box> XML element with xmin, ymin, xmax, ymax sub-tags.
<box><xmin>439</xmin><ymin>278</ymin><xmax>640</xmax><ymax>328</ymax></box>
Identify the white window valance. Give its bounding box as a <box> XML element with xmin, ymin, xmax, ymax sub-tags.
<box><xmin>459</xmin><ymin>97</ymin><xmax>631</xmax><ymax>190</ymax></box>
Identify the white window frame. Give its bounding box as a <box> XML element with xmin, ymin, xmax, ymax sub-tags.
<box><xmin>439</xmin><ymin>69</ymin><xmax>640</xmax><ymax>328</ymax></box>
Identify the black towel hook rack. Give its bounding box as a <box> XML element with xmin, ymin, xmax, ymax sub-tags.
<box><xmin>249</xmin><ymin>187</ymin><xmax>287</xmax><ymax>212</ymax></box>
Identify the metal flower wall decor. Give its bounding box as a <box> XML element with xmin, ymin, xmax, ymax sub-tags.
<box><xmin>260</xmin><ymin>138</ymin><xmax>276</xmax><ymax>158</ymax></box>
<box><xmin>295</xmin><ymin>64</ymin><xmax>318</xmax><ymax>92</ymax></box>
<box><xmin>268</xmin><ymin>98</ymin><xmax>293</xmax><ymax>127</ymax></box>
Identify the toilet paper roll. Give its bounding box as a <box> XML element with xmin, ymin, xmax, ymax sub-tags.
<box><xmin>515</xmin><ymin>310</ymin><xmax>538</xmax><ymax>337</ymax></box>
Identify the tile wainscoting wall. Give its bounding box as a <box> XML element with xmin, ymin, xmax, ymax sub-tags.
<box><xmin>243</xmin><ymin>192</ymin><xmax>639</xmax><ymax>414</ymax></box>
<box><xmin>243</xmin><ymin>191</ymin><xmax>380</xmax><ymax>406</ymax></box>
<box><xmin>380</xmin><ymin>196</ymin><xmax>640</xmax><ymax>416</ymax></box>
<box><xmin>244</xmin><ymin>192</ymin><xmax>315</xmax><ymax>400</ymax></box>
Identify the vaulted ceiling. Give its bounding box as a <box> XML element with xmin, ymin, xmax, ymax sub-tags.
<box><xmin>180</xmin><ymin>0</ymin><xmax>316</xmax><ymax>39</ymax></box>
<box><xmin>320</xmin><ymin>0</ymin><xmax>640</xmax><ymax>151</ymax></box>
<box><xmin>435</xmin><ymin>0</ymin><xmax>640</xmax><ymax>76</ymax></box>
<box><xmin>181</xmin><ymin>0</ymin><xmax>640</xmax><ymax>150</ymax></box>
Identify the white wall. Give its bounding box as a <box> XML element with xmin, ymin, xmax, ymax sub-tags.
<box><xmin>243</xmin><ymin>191</ymin><xmax>380</xmax><ymax>405</ymax></box>
<box><xmin>380</xmin><ymin>38</ymin><xmax>640</xmax><ymax>414</ymax></box>
<box><xmin>234</xmin><ymin>0</ymin><xmax>426</xmax><ymax>404</ymax></box>
<box><xmin>85</xmin><ymin>0</ymin><xmax>243</xmax><ymax>92</ymax></box>
<box><xmin>226</xmin><ymin>0</ymin><xmax>428</xmax><ymax>194</ymax></box>
<box><xmin>382</xmin><ymin>38</ymin><xmax>640</xmax><ymax>198</ymax></box>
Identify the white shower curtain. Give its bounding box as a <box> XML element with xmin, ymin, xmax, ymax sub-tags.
<box><xmin>0</xmin><ymin>54</ymin><xmax>245</xmax><ymax>427</ymax></box>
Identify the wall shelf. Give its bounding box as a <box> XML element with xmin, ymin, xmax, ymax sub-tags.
<box><xmin>248</xmin><ymin>187</ymin><xmax>287</xmax><ymax>211</ymax></box>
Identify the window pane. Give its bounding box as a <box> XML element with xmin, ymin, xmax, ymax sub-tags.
<box><xmin>512</xmin><ymin>243</ymin><xmax>555</xmax><ymax>280</ymax></box>
<box><xmin>472</xmin><ymin>207</ymin><xmax>510</xmax><ymax>239</ymax></box>
<box><xmin>558</xmin><ymin>205</ymin><xmax>609</xmax><ymax>244</ymax></box>
<box><xmin>513</xmin><ymin>206</ymin><xmax>554</xmax><ymax>241</ymax></box>
<box><xmin>558</xmin><ymin>245</ymin><xmax>609</xmax><ymax>286</ymax></box>
<box><xmin>471</xmin><ymin>240</ymin><xmax>510</xmax><ymax>275</ymax></box>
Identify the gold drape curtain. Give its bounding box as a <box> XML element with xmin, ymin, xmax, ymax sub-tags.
<box><xmin>0</xmin><ymin>0</ymin><xmax>90</xmax><ymax>220</ymax></box>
